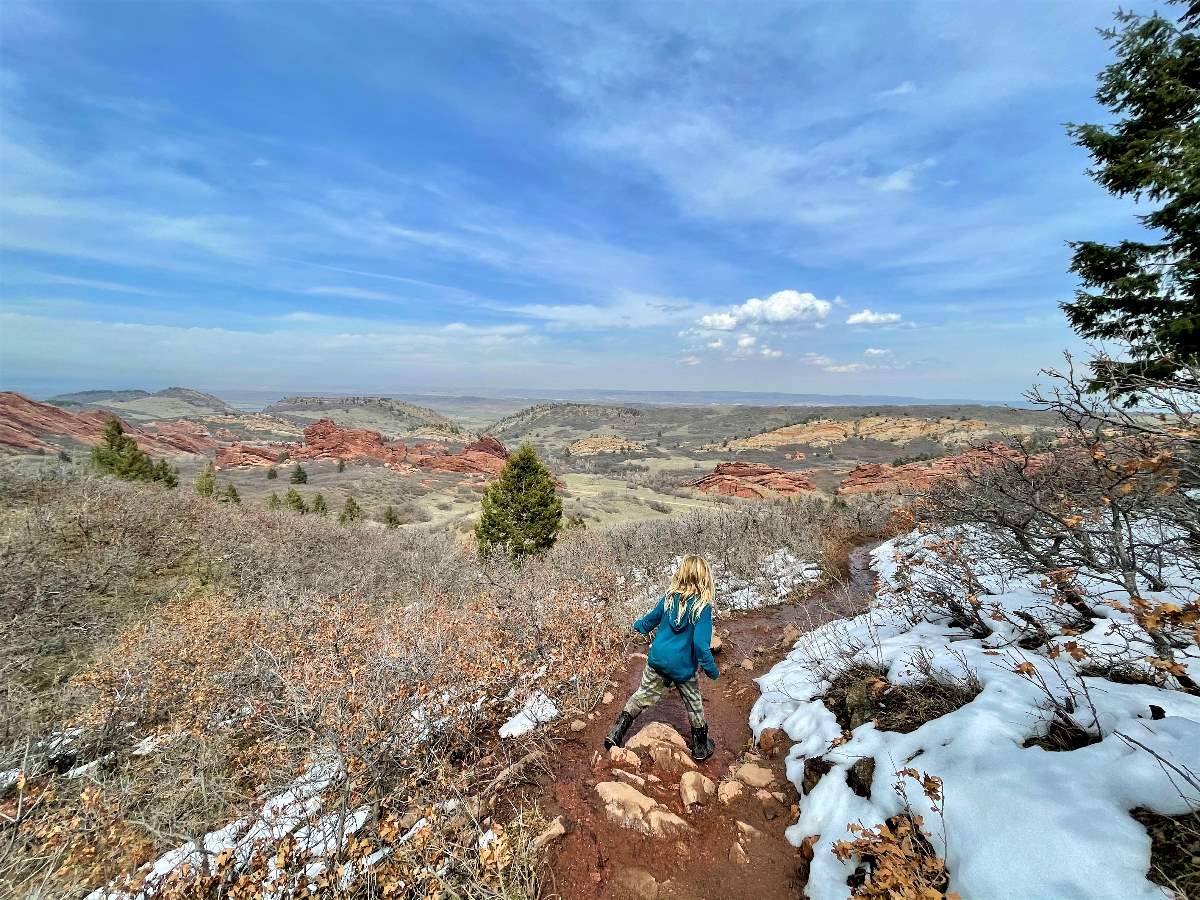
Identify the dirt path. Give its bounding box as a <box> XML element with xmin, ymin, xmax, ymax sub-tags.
<box><xmin>538</xmin><ymin>546</ymin><xmax>878</xmax><ymax>900</ymax></box>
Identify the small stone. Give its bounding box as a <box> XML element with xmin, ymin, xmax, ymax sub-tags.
<box><xmin>649</xmin><ymin>741</ymin><xmax>697</xmax><ymax>776</ymax></box>
<box><xmin>597</xmin><ymin>782</ymin><xmax>691</xmax><ymax>837</ymax></box>
<box><xmin>609</xmin><ymin>746</ymin><xmax>640</xmax><ymax>769</ymax></box>
<box><xmin>736</xmin><ymin>820</ymin><xmax>761</xmax><ymax>838</ymax></box>
<box><xmin>717</xmin><ymin>780</ymin><xmax>744</xmax><ymax>804</ymax></box>
<box><xmin>754</xmin><ymin>645</ymin><xmax>767</xmax><ymax>655</ymax></box>
<box><xmin>780</xmin><ymin>624</ymin><xmax>802</xmax><ymax>646</ymax></box>
<box><xmin>570</xmin><ymin>719</ymin><xmax>587</xmax><ymax>732</ymax></box>
<box><xmin>771</xmin><ymin>791</ymin><xmax>789</xmax><ymax>804</ymax></box>
<box><xmin>602</xmin><ymin>692</ymin><xmax>615</xmax><ymax>705</ymax></box>
<box><xmin>647</xmin><ymin>773</ymin><xmax>662</xmax><ymax>784</ymax></box>
<box><xmin>531</xmin><ymin>816</ymin><xmax>566</xmax><ymax>850</ymax></box>
<box><xmin>587</xmin><ymin>713</ymin><xmax>595</xmax><ymax>721</ymax></box>
<box><xmin>612</xmin><ymin>767</ymin><xmax>646</xmax><ymax>788</ymax></box>
<box><xmin>710</xmin><ymin>634</ymin><xmax>724</xmax><ymax>654</ymax></box>
<box><xmin>591</xmin><ymin>751</ymin><xmax>601</xmax><ymax>768</ymax></box>
<box><xmin>758</xmin><ymin>727</ymin><xmax>784</xmax><ymax>754</ymax></box>
<box><xmin>679</xmin><ymin>771</ymin><xmax>716</xmax><ymax>806</ymax></box>
<box><xmin>614</xmin><ymin>865</ymin><xmax>659</xmax><ymax>900</ymax></box>
<box><xmin>740</xmin><ymin>658</ymin><xmax>754</xmax><ymax>670</ymax></box>
<box><xmin>755</xmin><ymin>789</ymin><xmax>779</xmax><ymax>820</ymax></box>
<box><xmin>728</xmin><ymin>841</ymin><xmax>750</xmax><ymax>865</ymax></box>
<box><xmin>734</xmin><ymin>763</ymin><xmax>775</xmax><ymax>789</ymax></box>
<box><xmin>631</xmin><ymin>652</ymin><xmax>648</xmax><ymax>661</ymax></box>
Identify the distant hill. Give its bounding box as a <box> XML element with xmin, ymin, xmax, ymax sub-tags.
<box><xmin>263</xmin><ymin>396</ymin><xmax>466</xmax><ymax>440</ymax></box>
<box><xmin>486</xmin><ymin>403</ymin><xmax>643</xmax><ymax>440</ymax></box>
<box><xmin>46</xmin><ymin>387</ymin><xmax>237</xmax><ymax>421</ymax></box>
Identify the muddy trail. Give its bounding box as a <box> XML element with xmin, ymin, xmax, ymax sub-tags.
<box><xmin>538</xmin><ymin>545</ymin><xmax>878</xmax><ymax>900</ymax></box>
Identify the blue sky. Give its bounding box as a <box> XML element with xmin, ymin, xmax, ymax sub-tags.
<box><xmin>0</xmin><ymin>0</ymin><xmax>1141</xmax><ymax>400</ymax></box>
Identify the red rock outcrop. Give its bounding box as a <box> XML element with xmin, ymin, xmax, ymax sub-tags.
<box><xmin>417</xmin><ymin>435</ymin><xmax>508</xmax><ymax>477</ymax></box>
<box><xmin>289</xmin><ymin>419</ymin><xmax>410</xmax><ymax>466</ymax></box>
<box><xmin>0</xmin><ymin>391</ymin><xmax>211</xmax><ymax>455</ymax></box>
<box><xmin>214</xmin><ymin>443</ymin><xmax>284</xmax><ymax>467</ymax></box>
<box><xmin>212</xmin><ymin>419</ymin><xmax>512</xmax><ymax>478</ymax></box>
<box><xmin>139</xmin><ymin>419</ymin><xmax>217</xmax><ymax>454</ymax></box>
<box><xmin>683</xmin><ymin>462</ymin><xmax>817</xmax><ymax>499</ymax></box>
<box><xmin>837</xmin><ymin>445</ymin><xmax>1032</xmax><ymax>495</ymax></box>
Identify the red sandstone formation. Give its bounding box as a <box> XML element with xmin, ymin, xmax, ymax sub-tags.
<box><xmin>0</xmin><ymin>391</ymin><xmax>212</xmax><ymax>455</ymax></box>
<box><xmin>290</xmin><ymin>419</ymin><xmax>410</xmax><ymax>466</ymax></box>
<box><xmin>212</xmin><ymin>419</ymin><xmax>512</xmax><ymax>478</ymax></box>
<box><xmin>140</xmin><ymin>419</ymin><xmax>217</xmax><ymax>454</ymax></box>
<box><xmin>214</xmin><ymin>443</ymin><xmax>284</xmax><ymax>467</ymax></box>
<box><xmin>837</xmin><ymin>445</ymin><xmax>1031</xmax><ymax>495</ymax></box>
<box><xmin>416</xmin><ymin>435</ymin><xmax>509</xmax><ymax>477</ymax></box>
<box><xmin>683</xmin><ymin>462</ymin><xmax>817</xmax><ymax>499</ymax></box>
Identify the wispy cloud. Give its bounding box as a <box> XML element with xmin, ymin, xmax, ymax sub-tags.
<box><xmin>847</xmin><ymin>309</ymin><xmax>902</xmax><ymax>325</ymax></box>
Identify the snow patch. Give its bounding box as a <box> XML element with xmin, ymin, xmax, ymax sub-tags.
<box><xmin>499</xmin><ymin>690</ymin><xmax>558</xmax><ymax>738</ymax></box>
<box><xmin>750</xmin><ymin>529</ymin><xmax>1200</xmax><ymax>900</ymax></box>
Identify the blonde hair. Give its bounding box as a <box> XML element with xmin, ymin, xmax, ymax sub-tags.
<box><xmin>664</xmin><ymin>554</ymin><xmax>715</xmax><ymax>624</ymax></box>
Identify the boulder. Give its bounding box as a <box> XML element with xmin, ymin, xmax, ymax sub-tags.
<box><xmin>679</xmin><ymin>771</ymin><xmax>715</xmax><ymax>806</ymax></box>
<box><xmin>595</xmin><ymin>782</ymin><xmax>692</xmax><ymax>837</ymax></box>
<box><xmin>627</xmin><ymin>722</ymin><xmax>688</xmax><ymax>752</ymax></box>
<box><xmin>570</xmin><ymin>719</ymin><xmax>587</xmax><ymax>733</ymax></box>
<box><xmin>734</xmin><ymin>763</ymin><xmax>775</xmax><ymax>789</ymax></box>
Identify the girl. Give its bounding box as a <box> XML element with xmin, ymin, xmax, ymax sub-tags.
<box><xmin>605</xmin><ymin>554</ymin><xmax>720</xmax><ymax>762</ymax></box>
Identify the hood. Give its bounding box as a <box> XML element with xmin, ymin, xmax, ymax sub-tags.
<box><xmin>665</xmin><ymin>593</ymin><xmax>693</xmax><ymax>633</ymax></box>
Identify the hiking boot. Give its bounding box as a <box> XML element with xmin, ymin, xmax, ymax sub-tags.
<box><xmin>604</xmin><ymin>711</ymin><xmax>636</xmax><ymax>750</ymax></box>
<box><xmin>690</xmin><ymin>724</ymin><xmax>716</xmax><ymax>761</ymax></box>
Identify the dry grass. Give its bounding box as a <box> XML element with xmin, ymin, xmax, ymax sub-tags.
<box><xmin>0</xmin><ymin>464</ymin><xmax>890</xmax><ymax>898</ymax></box>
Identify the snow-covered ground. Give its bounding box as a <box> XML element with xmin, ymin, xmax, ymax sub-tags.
<box><xmin>628</xmin><ymin>549</ymin><xmax>822</xmax><ymax>614</ymax></box>
<box><xmin>750</xmin><ymin>527</ymin><xmax>1200</xmax><ymax>900</ymax></box>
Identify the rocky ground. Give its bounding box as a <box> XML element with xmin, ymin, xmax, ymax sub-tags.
<box><xmin>535</xmin><ymin>547</ymin><xmax>876</xmax><ymax>900</ymax></box>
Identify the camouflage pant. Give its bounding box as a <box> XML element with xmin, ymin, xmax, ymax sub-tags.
<box><xmin>622</xmin><ymin>664</ymin><xmax>707</xmax><ymax>729</ymax></box>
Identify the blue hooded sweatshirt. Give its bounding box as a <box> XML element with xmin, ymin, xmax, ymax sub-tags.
<box><xmin>634</xmin><ymin>593</ymin><xmax>719</xmax><ymax>683</ymax></box>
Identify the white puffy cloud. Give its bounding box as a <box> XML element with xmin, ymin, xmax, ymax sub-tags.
<box><xmin>864</xmin><ymin>347</ymin><xmax>892</xmax><ymax>357</ymax></box>
<box><xmin>736</xmin><ymin>333</ymin><xmax>757</xmax><ymax>348</ymax></box>
<box><xmin>698</xmin><ymin>289</ymin><xmax>831</xmax><ymax>331</ymax></box>
<box><xmin>706</xmin><ymin>338</ymin><xmax>724</xmax><ymax>349</ymax></box>
<box><xmin>847</xmin><ymin>308</ymin><xmax>902</xmax><ymax>325</ymax></box>
<box><xmin>759</xmin><ymin>346</ymin><xmax>782</xmax><ymax>359</ymax></box>
<box><xmin>800</xmin><ymin>352</ymin><xmax>834</xmax><ymax>367</ymax></box>
<box><xmin>680</xmin><ymin>354</ymin><xmax>701</xmax><ymax>366</ymax></box>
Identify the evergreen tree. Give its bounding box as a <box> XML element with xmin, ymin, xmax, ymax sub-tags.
<box><xmin>219</xmin><ymin>483</ymin><xmax>241</xmax><ymax>504</ymax></box>
<box><xmin>152</xmin><ymin>458</ymin><xmax>178</xmax><ymax>488</ymax></box>
<box><xmin>195</xmin><ymin>462</ymin><xmax>216</xmax><ymax>498</ymax></box>
<box><xmin>382</xmin><ymin>505</ymin><xmax>401</xmax><ymax>528</ymax></box>
<box><xmin>284</xmin><ymin>488</ymin><xmax>308</xmax><ymax>514</ymax></box>
<box><xmin>475</xmin><ymin>443</ymin><xmax>562</xmax><ymax>558</ymax></box>
<box><xmin>267</xmin><ymin>467</ymin><xmax>278</xmax><ymax>480</ymax></box>
<box><xmin>337</xmin><ymin>458</ymin><xmax>346</xmax><ymax>473</ymax></box>
<box><xmin>268</xmin><ymin>492</ymin><xmax>282</xmax><ymax>510</ymax></box>
<box><xmin>91</xmin><ymin>418</ymin><xmax>176</xmax><ymax>487</ymax></box>
<box><xmin>1065</xmin><ymin>3</ymin><xmax>1199</xmax><ymax>394</ymax></box>
<box><xmin>290</xmin><ymin>464</ymin><xmax>308</xmax><ymax>484</ymax></box>
<box><xmin>338</xmin><ymin>496</ymin><xmax>362</xmax><ymax>524</ymax></box>
<box><xmin>58</xmin><ymin>449</ymin><xmax>71</xmax><ymax>462</ymax></box>
<box><xmin>312</xmin><ymin>493</ymin><xmax>329</xmax><ymax>516</ymax></box>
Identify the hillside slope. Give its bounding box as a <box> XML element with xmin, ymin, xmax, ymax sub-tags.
<box><xmin>264</xmin><ymin>396</ymin><xmax>465</xmax><ymax>440</ymax></box>
<box><xmin>47</xmin><ymin>387</ymin><xmax>236</xmax><ymax>421</ymax></box>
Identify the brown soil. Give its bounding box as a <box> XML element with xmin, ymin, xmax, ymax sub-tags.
<box><xmin>539</xmin><ymin>545</ymin><xmax>878</xmax><ymax>900</ymax></box>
